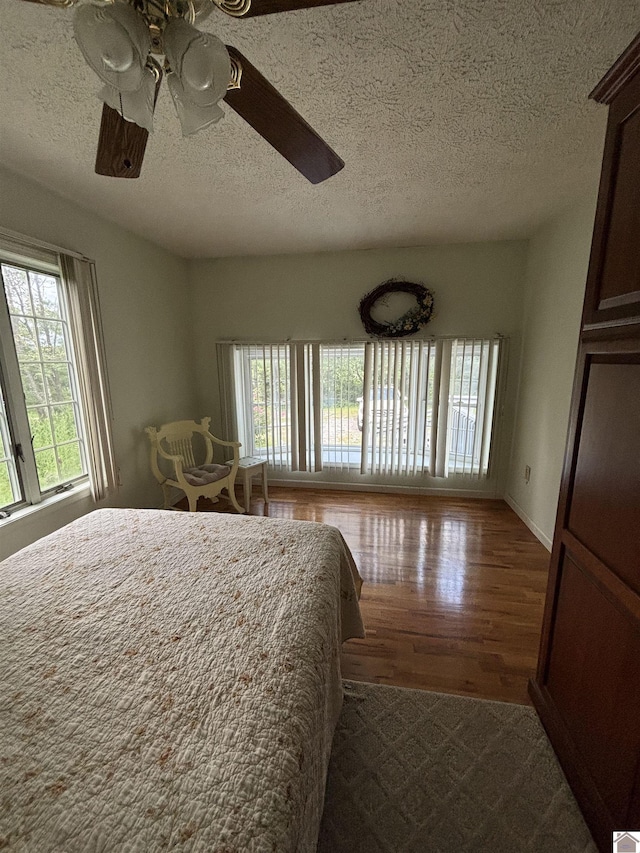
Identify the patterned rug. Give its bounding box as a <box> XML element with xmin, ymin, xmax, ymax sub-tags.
<box><xmin>318</xmin><ymin>681</ymin><xmax>597</xmax><ymax>853</ymax></box>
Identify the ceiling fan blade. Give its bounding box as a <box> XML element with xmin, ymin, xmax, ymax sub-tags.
<box><xmin>216</xmin><ymin>0</ymin><xmax>360</xmax><ymax>17</ymax></box>
<box><xmin>223</xmin><ymin>46</ymin><xmax>344</xmax><ymax>184</ymax></box>
<box><xmin>95</xmin><ymin>67</ymin><xmax>162</xmax><ymax>179</ymax></box>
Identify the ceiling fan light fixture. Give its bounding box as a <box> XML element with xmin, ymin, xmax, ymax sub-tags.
<box><xmin>190</xmin><ymin>0</ymin><xmax>215</xmax><ymax>23</ymax></box>
<box><xmin>164</xmin><ymin>18</ymin><xmax>230</xmax><ymax>107</ymax></box>
<box><xmin>98</xmin><ymin>65</ymin><xmax>157</xmax><ymax>133</ymax></box>
<box><xmin>167</xmin><ymin>71</ymin><xmax>225</xmax><ymax>136</ymax></box>
<box><xmin>66</xmin><ymin>0</ymin><xmax>345</xmax><ymax>181</ymax></box>
<box><xmin>73</xmin><ymin>1</ymin><xmax>151</xmax><ymax>92</ymax></box>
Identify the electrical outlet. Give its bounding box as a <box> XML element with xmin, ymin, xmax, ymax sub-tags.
<box><xmin>524</xmin><ymin>465</ymin><xmax>531</xmax><ymax>484</ymax></box>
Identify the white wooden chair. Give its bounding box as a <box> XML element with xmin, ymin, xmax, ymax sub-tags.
<box><xmin>145</xmin><ymin>417</ymin><xmax>244</xmax><ymax>513</ymax></box>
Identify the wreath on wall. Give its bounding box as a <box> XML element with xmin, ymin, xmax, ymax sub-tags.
<box><xmin>358</xmin><ymin>279</ymin><xmax>435</xmax><ymax>338</ymax></box>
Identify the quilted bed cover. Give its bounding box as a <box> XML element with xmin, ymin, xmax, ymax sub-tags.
<box><xmin>0</xmin><ymin>508</ymin><xmax>365</xmax><ymax>852</ymax></box>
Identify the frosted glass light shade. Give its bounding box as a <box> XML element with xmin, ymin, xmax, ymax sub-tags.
<box><xmin>164</xmin><ymin>19</ymin><xmax>230</xmax><ymax>107</ymax></box>
<box><xmin>167</xmin><ymin>72</ymin><xmax>225</xmax><ymax>136</ymax></box>
<box><xmin>74</xmin><ymin>1</ymin><xmax>151</xmax><ymax>92</ymax></box>
<box><xmin>190</xmin><ymin>0</ymin><xmax>214</xmax><ymax>23</ymax></box>
<box><xmin>98</xmin><ymin>65</ymin><xmax>156</xmax><ymax>132</ymax></box>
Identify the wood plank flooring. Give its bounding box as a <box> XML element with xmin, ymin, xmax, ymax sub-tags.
<box><xmin>183</xmin><ymin>488</ymin><xmax>551</xmax><ymax>705</ymax></box>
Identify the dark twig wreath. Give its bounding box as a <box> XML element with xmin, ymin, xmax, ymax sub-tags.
<box><xmin>358</xmin><ymin>280</ymin><xmax>435</xmax><ymax>338</ymax></box>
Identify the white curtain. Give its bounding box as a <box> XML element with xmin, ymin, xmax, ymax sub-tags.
<box><xmin>215</xmin><ymin>341</ymin><xmax>238</xmax><ymax>442</ymax></box>
<box><xmin>60</xmin><ymin>254</ymin><xmax>117</xmax><ymax>501</ymax></box>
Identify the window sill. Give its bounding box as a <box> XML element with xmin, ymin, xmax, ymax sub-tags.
<box><xmin>1</xmin><ymin>482</ymin><xmax>93</xmax><ymax>529</ymax></box>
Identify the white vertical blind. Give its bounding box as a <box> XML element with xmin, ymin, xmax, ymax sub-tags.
<box><xmin>239</xmin><ymin>343</ymin><xmax>294</xmax><ymax>469</ymax></box>
<box><xmin>222</xmin><ymin>336</ymin><xmax>503</xmax><ymax>481</ymax></box>
<box><xmin>293</xmin><ymin>342</ymin><xmax>321</xmax><ymax>472</ymax></box>
<box><xmin>435</xmin><ymin>337</ymin><xmax>502</xmax><ymax>478</ymax></box>
<box><xmin>294</xmin><ymin>342</ymin><xmax>306</xmax><ymax>471</ymax></box>
<box><xmin>361</xmin><ymin>340</ymin><xmax>436</xmax><ymax>477</ymax></box>
<box><xmin>288</xmin><ymin>343</ymin><xmax>298</xmax><ymax>471</ymax></box>
<box><xmin>311</xmin><ymin>343</ymin><xmax>323</xmax><ymax>473</ymax></box>
<box><xmin>223</xmin><ymin>343</ymin><xmax>322</xmax><ymax>472</ymax></box>
<box><xmin>480</xmin><ymin>339</ymin><xmax>500</xmax><ymax>476</ymax></box>
<box><xmin>60</xmin><ymin>254</ymin><xmax>117</xmax><ymax>501</ymax></box>
<box><xmin>319</xmin><ymin>343</ymin><xmax>364</xmax><ymax>471</ymax></box>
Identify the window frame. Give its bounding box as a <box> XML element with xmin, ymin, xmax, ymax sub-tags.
<box><xmin>0</xmin><ymin>255</ymin><xmax>90</xmax><ymax>514</ymax></box>
<box><xmin>0</xmin><ymin>364</ymin><xmax>24</xmax><ymax>510</ymax></box>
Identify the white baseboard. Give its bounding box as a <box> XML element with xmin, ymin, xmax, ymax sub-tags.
<box><xmin>268</xmin><ymin>478</ymin><xmax>498</xmax><ymax>500</ymax></box>
<box><xmin>504</xmin><ymin>494</ymin><xmax>553</xmax><ymax>551</ymax></box>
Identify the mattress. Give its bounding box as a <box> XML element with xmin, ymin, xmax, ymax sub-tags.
<box><xmin>0</xmin><ymin>508</ymin><xmax>364</xmax><ymax>852</ymax></box>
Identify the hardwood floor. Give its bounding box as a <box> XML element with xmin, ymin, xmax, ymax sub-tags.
<box><xmin>184</xmin><ymin>487</ymin><xmax>551</xmax><ymax>705</ymax></box>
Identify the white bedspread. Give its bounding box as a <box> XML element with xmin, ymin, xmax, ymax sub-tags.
<box><xmin>0</xmin><ymin>508</ymin><xmax>364</xmax><ymax>852</ymax></box>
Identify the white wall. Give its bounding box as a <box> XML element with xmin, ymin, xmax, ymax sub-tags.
<box><xmin>189</xmin><ymin>241</ymin><xmax>528</xmax><ymax>496</ymax></box>
<box><xmin>506</xmin><ymin>197</ymin><xmax>598</xmax><ymax>549</ymax></box>
<box><xmin>0</xmin><ymin>164</ymin><xmax>596</xmax><ymax>557</ymax></box>
<box><xmin>0</xmin><ymin>167</ymin><xmax>196</xmax><ymax>558</ymax></box>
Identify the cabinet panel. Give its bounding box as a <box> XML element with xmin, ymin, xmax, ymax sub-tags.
<box><xmin>584</xmin><ymin>69</ymin><xmax>640</xmax><ymax>328</ymax></box>
<box><xmin>545</xmin><ymin>551</ymin><xmax>640</xmax><ymax>825</ymax></box>
<box><xmin>598</xmin><ymin>105</ymin><xmax>640</xmax><ymax>309</ymax></box>
<box><xmin>568</xmin><ymin>359</ymin><xmax>640</xmax><ymax>593</ymax></box>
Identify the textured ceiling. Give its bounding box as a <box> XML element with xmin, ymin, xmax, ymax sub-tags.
<box><xmin>0</xmin><ymin>0</ymin><xmax>638</xmax><ymax>258</ymax></box>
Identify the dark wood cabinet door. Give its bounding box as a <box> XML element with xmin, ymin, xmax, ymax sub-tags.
<box><xmin>545</xmin><ymin>548</ymin><xmax>640</xmax><ymax>825</ymax></box>
<box><xmin>533</xmin><ymin>342</ymin><xmax>640</xmax><ymax>851</ymax></box>
<box><xmin>583</xmin><ymin>43</ymin><xmax>640</xmax><ymax>329</ymax></box>
<box><xmin>567</xmin><ymin>357</ymin><xmax>640</xmax><ymax>592</ymax></box>
<box><xmin>531</xmin><ymin>32</ymin><xmax>640</xmax><ymax>853</ymax></box>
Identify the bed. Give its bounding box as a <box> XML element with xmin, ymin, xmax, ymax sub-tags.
<box><xmin>0</xmin><ymin>508</ymin><xmax>364</xmax><ymax>852</ymax></box>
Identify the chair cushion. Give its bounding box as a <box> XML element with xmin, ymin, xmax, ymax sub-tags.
<box><xmin>182</xmin><ymin>463</ymin><xmax>231</xmax><ymax>486</ymax></box>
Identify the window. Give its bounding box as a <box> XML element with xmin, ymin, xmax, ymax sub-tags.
<box><xmin>220</xmin><ymin>336</ymin><xmax>503</xmax><ymax>481</ymax></box>
<box><xmin>232</xmin><ymin>343</ymin><xmax>295</xmax><ymax>470</ymax></box>
<box><xmin>444</xmin><ymin>338</ymin><xmax>500</xmax><ymax>477</ymax></box>
<box><xmin>0</xmin><ymin>262</ymin><xmax>87</xmax><ymax>510</ymax></box>
<box><xmin>0</xmin><ymin>233</ymin><xmax>116</xmax><ymax>515</ymax></box>
<box><xmin>361</xmin><ymin>339</ymin><xmax>436</xmax><ymax>476</ymax></box>
<box><xmin>320</xmin><ymin>343</ymin><xmax>365</xmax><ymax>468</ymax></box>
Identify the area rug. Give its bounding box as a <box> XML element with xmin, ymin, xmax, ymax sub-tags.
<box><xmin>318</xmin><ymin>681</ymin><xmax>597</xmax><ymax>853</ymax></box>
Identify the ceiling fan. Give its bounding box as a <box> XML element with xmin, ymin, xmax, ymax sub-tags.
<box><xmin>19</xmin><ymin>0</ymin><xmax>358</xmax><ymax>182</ymax></box>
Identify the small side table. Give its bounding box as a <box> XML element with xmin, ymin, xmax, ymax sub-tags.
<box><xmin>227</xmin><ymin>456</ymin><xmax>269</xmax><ymax>511</ymax></box>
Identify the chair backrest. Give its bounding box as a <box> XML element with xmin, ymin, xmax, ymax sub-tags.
<box><xmin>165</xmin><ymin>434</ymin><xmax>197</xmax><ymax>468</ymax></box>
<box><xmin>160</xmin><ymin>421</ymin><xmax>213</xmax><ymax>469</ymax></box>
<box><xmin>146</xmin><ymin>418</ymin><xmax>216</xmax><ymax>476</ymax></box>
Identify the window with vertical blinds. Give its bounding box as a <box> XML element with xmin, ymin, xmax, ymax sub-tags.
<box><xmin>231</xmin><ymin>344</ymin><xmax>295</xmax><ymax>470</ymax></box>
<box><xmin>361</xmin><ymin>339</ymin><xmax>436</xmax><ymax>476</ymax></box>
<box><xmin>219</xmin><ymin>336</ymin><xmax>503</xmax><ymax>480</ymax></box>
<box><xmin>445</xmin><ymin>338</ymin><xmax>500</xmax><ymax>477</ymax></box>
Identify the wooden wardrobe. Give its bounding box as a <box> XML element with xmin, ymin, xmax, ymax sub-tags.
<box><xmin>530</xmin><ymin>33</ymin><xmax>640</xmax><ymax>853</ymax></box>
